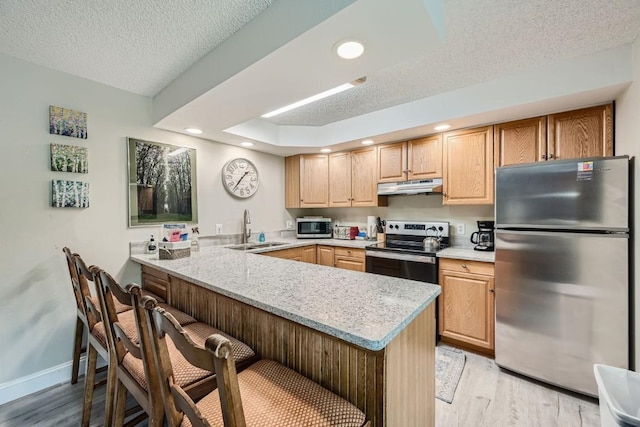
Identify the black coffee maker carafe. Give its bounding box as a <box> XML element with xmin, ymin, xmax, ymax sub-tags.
<box><xmin>470</xmin><ymin>220</ymin><xmax>495</xmax><ymax>252</ymax></box>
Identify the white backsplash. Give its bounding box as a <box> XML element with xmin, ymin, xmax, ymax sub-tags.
<box><xmin>298</xmin><ymin>194</ymin><xmax>494</xmax><ymax>247</ymax></box>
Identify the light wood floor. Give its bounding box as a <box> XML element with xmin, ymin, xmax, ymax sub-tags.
<box><xmin>0</xmin><ymin>350</ymin><xmax>601</xmax><ymax>427</ymax></box>
<box><xmin>436</xmin><ymin>349</ymin><xmax>601</xmax><ymax>427</ymax></box>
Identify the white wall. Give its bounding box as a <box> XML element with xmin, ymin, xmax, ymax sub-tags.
<box><xmin>0</xmin><ymin>54</ymin><xmax>292</xmax><ymax>401</ymax></box>
<box><xmin>614</xmin><ymin>38</ymin><xmax>640</xmax><ymax>371</ymax></box>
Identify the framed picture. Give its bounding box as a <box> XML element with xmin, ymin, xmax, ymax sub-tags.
<box><xmin>52</xmin><ymin>180</ymin><xmax>89</xmax><ymax>208</ymax></box>
<box><xmin>49</xmin><ymin>106</ymin><xmax>87</xmax><ymax>139</ymax></box>
<box><xmin>127</xmin><ymin>137</ymin><xmax>198</xmax><ymax>227</ymax></box>
<box><xmin>50</xmin><ymin>143</ymin><xmax>88</xmax><ymax>173</ymax></box>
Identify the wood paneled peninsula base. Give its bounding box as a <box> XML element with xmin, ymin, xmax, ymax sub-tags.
<box><xmin>131</xmin><ymin>244</ymin><xmax>440</xmax><ymax>427</ymax></box>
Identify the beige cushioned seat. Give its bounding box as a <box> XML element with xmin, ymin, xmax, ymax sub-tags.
<box><xmin>123</xmin><ymin>322</ymin><xmax>256</xmax><ymax>391</ymax></box>
<box><xmin>91</xmin><ymin>303</ymin><xmax>194</xmax><ymax>348</ymax></box>
<box><xmin>182</xmin><ymin>360</ymin><xmax>366</xmax><ymax>427</ymax></box>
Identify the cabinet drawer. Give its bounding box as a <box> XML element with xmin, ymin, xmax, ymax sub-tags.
<box><xmin>439</xmin><ymin>258</ymin><xmax>494</xmax><ymax>276</ymax></box>
<box><xmin>334</xmin><ymin>247</ymin><xmax>365</xmax><ymax>259</ymax></box>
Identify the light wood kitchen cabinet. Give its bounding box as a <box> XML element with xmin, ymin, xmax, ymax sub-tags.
<box><xmin>285</xmin><ymin>155</ymin><xmax>329</xmax><ymax>208</ymax></box>
<box><xmin>316</xmin><ymin>245</ymin><xmax>335</xmax><ymax>267</ymax></box>
<box><xmin>548</xmin><ymin>104</ymin><xmax>613</xmax><ymax>160</ymax></box>
<box><xmin>377</xmin><ymin>135</ymin><xmax>442</xmax><ymax>183</ymax></box>
<box><xmin>329</xmin><ymin>147</ymin><xmax>387</xmax><ymax>207</ymax></box>
<box><xmin>438</xmin><ymin>258</ymin><xmax>495</xmax><ymax>353</ymax></box>
<box><xmin>261</xmin><ymin>246</ymin><xmax>316</xmax><ymax>263</ymax></box>
<box><xmin>495</xmin><ymin>116</ymin><xmax>546</xmax><ymax>167</ymax></box>
<box><xmin>334</xmin><ymin>247</ymin><xmax>365</xmax><ymax>272</ymax></box>
<box><xmin>442</xmin><ymin>126</ymin><xmax>494</xmax><ymax>205</ymax></box>
<box><xmin>301</xmin><ymin>245</ymin><xmax>317</xmax><ymax>263</ymax></box>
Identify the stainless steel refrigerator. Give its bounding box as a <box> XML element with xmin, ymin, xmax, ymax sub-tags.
<box><xmin>495</xmin><ymin>156</ymin><xmax>630</xmax><ymax>396</ymax></box>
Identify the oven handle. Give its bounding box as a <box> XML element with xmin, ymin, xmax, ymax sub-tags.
<box><xmin>365</xmin><ymin>250</ymin><xmax>436</xmax><ymax>264</ymax></box>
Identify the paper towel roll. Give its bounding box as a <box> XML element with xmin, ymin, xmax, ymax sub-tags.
<box><xmin>367</xmin><ymin>216</ymin><xmax>377</xmax><ymax>239</ymax></box>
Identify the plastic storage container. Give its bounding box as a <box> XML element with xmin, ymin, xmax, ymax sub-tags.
<box><xmin>594</xmin><ymin>364</ymin><xmax>640</xmax><ymax>427</ymax></box>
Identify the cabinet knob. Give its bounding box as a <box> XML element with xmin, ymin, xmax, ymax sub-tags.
<box><xmin>407</xmin><ymin>169</ymin><xmax>412</xmax><ymax>173</ymax></box>
<box><xmin>548</xmin><ymin>154</ymin><xmax>555</xmax><ymax>159</ymax></box>
<box><xmin>461</xmin><ymin>264</ymin><xmax>467</xmax><ymax>269</ymax></box>
<box><xmin>541</xmin><ymin>154</ymin><xmax>547</xmax><ymax>160</ymax></box>
<box><xmin>489</xmin><ymin>289</ymin><xmax>495</xmax><ymax>293</ymax></box>
<box><xmin>443</xmin><ymin>192</ymin><xmax>447</xmax><ymax>197</ymax></box>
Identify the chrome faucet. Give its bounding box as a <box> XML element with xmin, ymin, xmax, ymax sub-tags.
<box><xmin>242</xmin><ymin>209</ymin><xmax>251</xmax><ymax>243</ymax></box>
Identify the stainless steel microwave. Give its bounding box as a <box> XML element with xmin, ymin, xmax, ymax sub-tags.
<box><xmin>296</xmin><ymin>218</ymin><xmax>332</xmax><ymax>238</ymax></box>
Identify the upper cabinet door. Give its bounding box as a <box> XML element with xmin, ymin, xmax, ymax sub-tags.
<box><xmin>351</xmin><ymin>147</ymin><xmax>378</xmax><ymax>207</ymax></box>
<box><xmin>548</xmin><ymin>104</ymin><xmax>613</xmax><ymax>160</ymax></box>
<box><xmin>377</xmin><ymin>142</ymin><xmax>407</xmax><ymax>183</ymax></box>
<box><xmin>443</xmin><ymin>126</ymin><xmax>494</xmax><ymax>205</ymax></box>
<box><xmin>495</xmin><ymin>117</ymin><xmax>546</xmax><ymax>167</ymax></box>
<box><xmin>408</xmin><ymin>135</ymin><xmax>442</xmax><ymax>179</ymax></box>
<box><xmin>329</xmin><ymin>152</ymin><xmax>352</xmax><ymax>207</ymax></box>
<box><xmin>299</xmin><ymin>154</ymin><xmax>329</xmax><ymax>208</ymax></box>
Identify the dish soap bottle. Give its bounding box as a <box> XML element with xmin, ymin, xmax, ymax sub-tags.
<box><xmin>147</xmin><ymin>235</ymin><xmax>157</xmax><ymax>254</ymax></box>
<box><xmin>258</xmin><ymin>231</ymin><xmax>265</xmax><ymax>242</ymax></box>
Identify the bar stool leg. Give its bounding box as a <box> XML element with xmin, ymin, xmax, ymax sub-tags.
<box><xmin>71</xmin><ymin>317</ymin><xmax>84</xmax><ymax>385</ymax></box>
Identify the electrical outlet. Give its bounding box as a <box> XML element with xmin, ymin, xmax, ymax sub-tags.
<box><xmin>215</xmin><ymin>224</ymin><xmax>223</xmax><ymax>234</ymax></box>
<box><xmin>456</xmin><ymin>224</ymin><xmax>465</xmax><ymax>235</ymax></box>
<box><xmin>286</xmin><ymin>220</ymin><xmax>293</xmax><ymax>229</ymax></box>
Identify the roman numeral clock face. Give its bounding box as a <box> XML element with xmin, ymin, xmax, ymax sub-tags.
<box><xmin>222</xmin><ymin>158</ymin><xmax>260</xmax><ymax>198</ymax></box>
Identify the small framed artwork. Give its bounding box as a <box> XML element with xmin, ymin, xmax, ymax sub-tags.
<box><xmin>49</xmin><ymin>106</ymin><xmax>88</xmax><ymax>139</ymax></box>
<box><xmin>127</xmin><ymin>137</ymin><xmax>197</xmax><ymax>226</ymax></box>
<box><xmin>52</xmin><ymin>180</ymin><xmax>89</xmax><ymax>208</ymax></box>
<box><xmin>50</xmin><ymin>143</ymin><xmax>88</xmax><ymax>173</ymax></box>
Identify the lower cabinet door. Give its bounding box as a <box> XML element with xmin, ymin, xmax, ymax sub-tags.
<box><xmin>439</xmin><ymin>269</ymin><xmax>495</xmax><ymax>351</ymax></box>
<box><xmin>316</xmin><ymin>245</ymin><xmax>335</xmax><ymax>266</ymax></box>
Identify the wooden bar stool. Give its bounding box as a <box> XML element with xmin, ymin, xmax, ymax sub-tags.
<box><xmin>95</xmin><ymin>270</ymin><xmax>256</xmax><ymax>426</ymax></box>
<box><xmin>144</xmin><ymin>299</ymin><xmax>369</xmax><ymax>427</ymax></box>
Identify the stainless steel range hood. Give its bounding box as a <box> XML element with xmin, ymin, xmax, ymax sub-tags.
<box><xmin>377</xmin><ymin>179</ymin><xmax>443</xmax><ymax>196</ymax></box>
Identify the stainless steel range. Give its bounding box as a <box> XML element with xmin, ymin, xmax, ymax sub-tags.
<box><xmin>365</xmin><ymin>220</ymin><xmax>449</xmax><ymax>283</ymax></box>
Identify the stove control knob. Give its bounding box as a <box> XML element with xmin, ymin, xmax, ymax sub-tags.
<box><xmin>438</xmin><ymin>226</ymin><xmax>444</xmax><ymax>231</ymax></box>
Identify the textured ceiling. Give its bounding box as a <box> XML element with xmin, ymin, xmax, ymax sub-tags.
<box><xmin>267</xmin><ymin>0</ymin><xmax>640</xmax><ymax>126</ymax></box>
<box><xmin>0</xmin><ymin>0</ymin><xmax>274</xmax><ymax>96</ymax></box>
<box><xmin>2</xmin><ymin>0</ymin><xmax>640</xmax><ymax>152</ymax></box>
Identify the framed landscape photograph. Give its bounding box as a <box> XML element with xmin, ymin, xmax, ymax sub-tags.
<box><xmin>52</xmin><ymin>180</ymin><xmax>89</xmax><ymax>208</ymax></box>
<box><xmin>50</xmin><ymin>143</ymin><xmax>88</xmax><ymax>173</ymax></box>
<box><xmin>127</xmin><ymin>137</ymin><xmax>197</xmax><ymax>226</ymax></box>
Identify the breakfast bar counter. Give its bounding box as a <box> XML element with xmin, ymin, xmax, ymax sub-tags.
<box><xmin>131</xmin><ymin>245</ymin><xmax>439</xmax><ymax>427</ymax></box>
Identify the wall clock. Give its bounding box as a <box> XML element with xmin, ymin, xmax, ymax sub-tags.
<box><xmin>222</xmin><ymin>158</ymin><xmax>260</xmax><ymax>198</ymax></box>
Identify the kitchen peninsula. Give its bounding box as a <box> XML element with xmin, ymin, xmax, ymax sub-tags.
<box><xmin>130</xmin><ymin>243</ymin><xmax>440</xmax><ymax>427</ymax></box>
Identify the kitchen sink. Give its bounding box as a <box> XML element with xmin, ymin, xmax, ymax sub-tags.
<box><xmin>226</xmin><ymin>242</ymin><xmax>288</xmax><ymax>251</ymax></box>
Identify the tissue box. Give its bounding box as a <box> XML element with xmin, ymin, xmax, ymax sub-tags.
<box><xmin>158</xmin><ymin>241</ymin><xmax>191</xmax><ymax>260</ymax></box>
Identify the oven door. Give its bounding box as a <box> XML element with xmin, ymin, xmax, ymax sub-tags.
<box><xmin>365</xmin><ymin>250</ymin><xmax>437</xmax><ymax>283</ymax></box>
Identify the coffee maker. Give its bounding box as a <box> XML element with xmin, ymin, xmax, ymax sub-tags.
<box><xmin>470</xmin><ymin>220</ymin><xmax>495</xmax><ymax>252</ymax></box>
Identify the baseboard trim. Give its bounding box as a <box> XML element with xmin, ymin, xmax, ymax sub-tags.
<box><xmin>0</xmin><ymin>356</ymin><xmax>106</xmax><ymax>406</ymax></box>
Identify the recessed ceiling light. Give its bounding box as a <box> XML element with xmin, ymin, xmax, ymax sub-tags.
<box><xmin>240</xmin><ymin>141</ymin><xmax>254</xmax><ymax>147</ymax></box>
<box><xmin>184</xmin><ymin>127</ymin><xmax>203</xmax><ymax>134</ymax></box>
<box><xmin>336</xmin><ymin>41</ymin><xmax>364</xmax><ymax>59</ymax></box>
<box><xmin>434</xmin><ymin>124</ymin><xmax>451</xmax><ymax>131</ymax></box>
<box><xmin>321</xmin><ymin>148</ymin><xmax>332</xmax><ymax>153</ymax></box>
<box><xmin>361</xmin><ymin>139</ymin><xmax>374</xmax><ymax>145</ymax></box>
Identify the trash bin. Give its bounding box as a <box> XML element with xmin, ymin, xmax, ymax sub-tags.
<box><xmin>594</xmin><ymin>364</ymin><xmax>640</xmax><ymax>427</ymax></box>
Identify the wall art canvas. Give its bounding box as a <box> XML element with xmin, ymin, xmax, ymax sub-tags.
<box><xmin>127</xmin><ymin>137</ymin><xmax>197</xmax><ymax>226</ymax></box>
<box><xmin>52</xmin><ymin>180</ymin><xmax>89</xmax><ymax>208</ymax></box>
<box><xmin>49</xmin><ymin>106</ymin><xmax>88</xmax><ymax>139</ymax></box>
<box><xmin>50</xmin><ymin>143</ymin><xmax>88</xmax><ymax>173</ymax></box>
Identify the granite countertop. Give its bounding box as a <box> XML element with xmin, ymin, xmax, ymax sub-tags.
<box><xmin>437</xmin><ymin>246</ymin><xmax>495</xmax><ymax>263</ymax></box>
<box><xmin>130</xmin><ymin>243</ymin><xmax>440</xmax><ymax>352</ymax></box>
